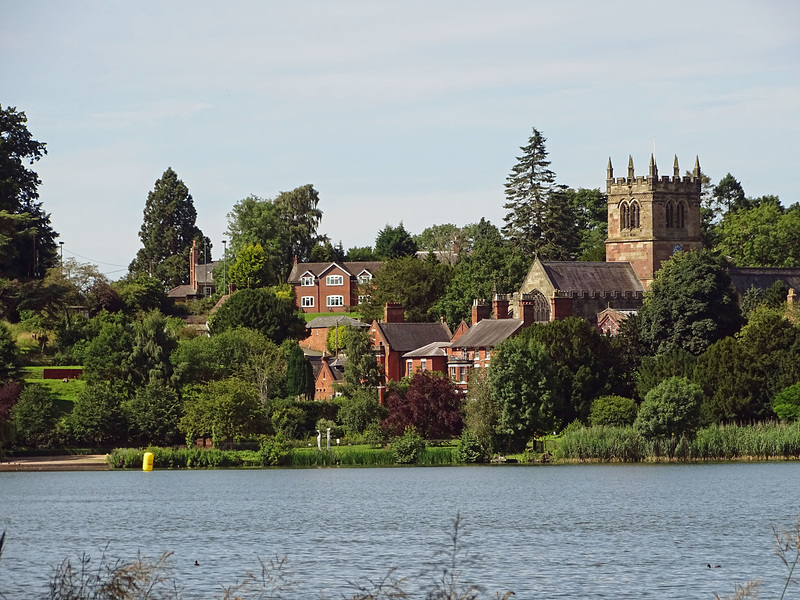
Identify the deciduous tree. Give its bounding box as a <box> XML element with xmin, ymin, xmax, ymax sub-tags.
<box><xmin>382</xmin><ymin>371</ymin><xmax>463</xmax><ymax>439</ymax></box>
<box><xmin>633</xmin><ymin>376</ymin><xmax>702</xmax><ymax>440</ymax></box>
<box><xmin>209</xmin><ymin>288</ymin><xmax>305</xmax><ymax>344</ymax></box>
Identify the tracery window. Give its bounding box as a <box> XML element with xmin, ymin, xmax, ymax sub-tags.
<box><xmin>630</xmin><ymin>201</ymin><xmax>640</xmax><ymax>228</ymax></box>
<box><xmin>676</xmin><ymin>202</ymin><xmax>686</xmax><ymax>228</ymax></box>
<box><xmin>620</xmin><ymin>202</ymin><xmax>629</xmax><ymax>229</ymax></box>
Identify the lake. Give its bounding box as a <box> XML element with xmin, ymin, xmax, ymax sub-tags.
<box><xmin>2</xmin><ymin>462</ymin><xmax>800</xmax><ymax>599</ymax></box>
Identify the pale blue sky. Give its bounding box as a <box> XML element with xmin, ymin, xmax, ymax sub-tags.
<box><xmin>3</xmin><ymin>1</ymin><xmax>798</xmax><ymax>277</ymax></box>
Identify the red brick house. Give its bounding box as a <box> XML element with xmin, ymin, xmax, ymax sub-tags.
<box><xmin>287</xmin><ymin>260</ymin><xmax>382</xmax><ymax>314</ymax></box>
<box><xmin>300</xmin><ymin>316</ymin><xmax>369</xmax><ymax>352</ymax></box>
<box><xmin>167</xmin><ymin>240</ymin><xmax>220</xmax><ymax>303</ymax></box>
<box><xmin>314</xmin><ymin>356</ymin><xmax>345</xmax><ymax>401</ymax></box>
<box><xmin>369</xmin><ymin>303</ymin><xmax>452</xmax><ymax>401</ymax></box>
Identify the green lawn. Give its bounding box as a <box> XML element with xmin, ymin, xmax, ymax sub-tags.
<box><xmin>23</xmin><ymin>366</ymin><xmax>86</xmax><ymax>403</ymax></box>
<box><xmin>302</xmin><ymin>311</ymin><xmax>362</xmax><ymax>322</ymax></box>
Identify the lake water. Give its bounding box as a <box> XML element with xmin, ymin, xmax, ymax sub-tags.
<box><xmin>2</xmin><ymin>463</ymin><xmax>800</xmax><ymax>599</ymax></box>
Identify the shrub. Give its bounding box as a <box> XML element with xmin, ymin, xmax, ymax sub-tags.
<box><xmin>589</xmin><ymin>395</ymin><xmax>638</xmax><ymax>427</ymax></box>
<box><xmin>392</xmin><ymin>427</ymin><xmax>426</xmax><ymax>464</ymax></box>
<box><xmin>457</xmin><ymin>430</ymin><xmax>488</xmax><ymax>463</ymax></box>
<box><xmin>259</xmin><ymin>434</ymin><xmax>291</xmax><ymax>466</ymax></box>
<box><xmin>773</xmin><ymin>382</ymin><xmax>800</xmax><ymax>421</ymax></box>
<box><xmin>634</xmin><ymin>377</ymin><xmax>702</xmax><ymax>441</ymax></box>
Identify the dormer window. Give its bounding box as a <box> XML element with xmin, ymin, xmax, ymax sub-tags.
<box><xmin>358</xmin><ymin>272</ymin><xmax>372</xmax><ymax>284</ymax></box>
<box><xmin>301</xmin><ymin>275</ymin><xmax>314</xmax><ymax>286</ymax></box>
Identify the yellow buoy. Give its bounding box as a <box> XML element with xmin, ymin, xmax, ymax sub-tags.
<box><xmin>143</xmin><ymin>451</ymin><xmax>154</xmax><ymax>472</ymax></box>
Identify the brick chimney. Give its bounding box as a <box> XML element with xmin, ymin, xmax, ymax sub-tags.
<box><xmin>384</xmin><ymin>302</ymin><xmax>405</xmax><ymax>323</ymax></box>
<box><xmin>519</xmin><ymin>299</ymin><xmax>537</xmax><ymax>328</ymax></box>
<box><xmin>492</xmin><ymin>294</ymin><xmax>510</xmax><ymax>319</ymax></box>
<box><xmin>189</xmin><ymin>240</ymin><xmax>198</xmax><ymax>289</ymax></box>
<box><xmin>472</xmin><ymin>299</ymin><xmax>491</xmax><ymax>325</ymax></box>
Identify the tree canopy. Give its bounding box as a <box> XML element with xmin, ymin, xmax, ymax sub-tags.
<box><xmin>374</xmin><ymin>222</ymin><xmax>418</xmax><ymax>260</ymax></box>
<box><xmin>209</xmin><ymin>288</ymin><xmax>305</xmax><ymax>344</ymax></box>
<box><xmin>129</xmin><ymin>168</ymin><xmax>208</xmax><ymax>289</ymax></box>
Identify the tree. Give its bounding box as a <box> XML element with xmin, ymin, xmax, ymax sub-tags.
<box><xmin>341</xmin><ymin>327</ymin><xmax>381</xmax><ymax>392</ymax></box>
<box><xmin>283</xmin><ymin>340</ymin><xmax>314</xmax><ymax>399</ymax></box>
<box><xmin>0</xmin><ymin>321</ymin><xmax>20</xmax><ymax>381</ymax></box>
<box><xmin>65</xmin><ymin>382</ymin><xmax>127</xmax><ymax>446</ymax></box>
<box><xmin>715</xmin><ymin>203</ymin><xmax>800</xmax><ymax>267</ymax></box>
<box><xmin>635</xmin><ymin>349</ymin><xmax>697</xmax><ymax>400</ymax></box>
<box><xmin>179</xmin><ymin>376</ymin><xmax>264</xmax><ymax>448</ymax></box>
<box><xmin>360</xmin><ymin>256</ymin><xmax>453</xmax><ymax>323</ymax></box>
<box><xmin>209</xmin><ymin>288</ymin><xmax>306</xmax><ymax>343</ymax></box>
<box><xmin>588</xmin><ymin>396</ymin><xmax>638</xmax><ymax>427</ymax></box>
<box><xmin>382</xmin><ymin>371</ymin><xmax>463</xmax><ymax>439</ymax></box>
<box><xmin>129</xmin><ymin>168</ymin><xmax>208</xmax><ymax>289</ymax></box>
<box><xmin>637</xmin><ymin>250</ymin><xmax>742</xmax><ymax>356</ymax></box>
<box><xmin>113</xmin><ymin>273</ymin><xmax>168</xmax><ymax>314</ymax></box>
<box><xmin>713</xmin><ymin>173</ymin><xmax>746</xmax><ymax>214</ymax></box>
<box><xmin>519</xmin><ymin>317</ymin><xmax>625</xmax><ymax>425</ymax></box>
<box><xmin>488</xmin><ymin>336</ymin><xmax>558</xmax><ymax>452</ymax></box>
<box><xmin>502</xmin><ymin>127</ymin><xmax>556</xmax><ymax>255</ymax></box>
<box><xmin>538</xmin><ymin>185</ymin><xmax>582</xmax><ymax>261</ymax></box>
<box><xmin>633</xmin><ymin>376</ymin><xmax>702</xmax><ymax>441</ymax></box>
<box><xmin>10</xmin><ymin>384</ymin><xmax>57</xmax><ymax>448</ymax></box>
<box><xmin>273</xmin><ymin>184</ymin><xmax>326</xmax><ymax>269</ymax></box>
<box><xmin>337</xmin><ymin>389</ymin><xmax>386</xmax><ymax>436</ymax></box>
<box><xmin>463</xmin><ymin>367</ymin><xmax>503</xmax><ymax>454</ymax></box>
<box><xmin>227</xmin><ymin>242</ymin><xmax>269</xmax><ymax>289</ymax></box>
<box><xmin>567</xmin><ymin>188</ymin><xmax>608</xmax><ymax>261</ymax></box>
<box><xmin>82</xmin><ymin>320</ymin><xmax>133</xmax><ymax>384</ymax></box>
<box><xmin>127</xmin><ymin>310</ymin><xmax>178</xmax><ymax>388</ymax></box>
<box><xmin>374</xmin><ymin>222</ymin><xmax>418</xmax><ymax>260</ymax></box>
<box><xmin>346</xmin><ymin>246</ymin><xmax>375</xmax><ymax>261</ymax></box>
<box><xmin>435</xmin><ymin>219</ymin><xmax>528</xmax><ymax>327</ymax></box>
<box><xmin>773</xmin><ymin>382</ymin><xmax>800</xmax><ymax>421</ymax></box>
<box><xmin>0</xmin><ymin>105</ymin><xmax>58</xmax><ymax>280</ymax></box>
<box><xmin>123</xmin><ymin>381</ymin><xmax>183</xmax><ymax>446</ymax></box>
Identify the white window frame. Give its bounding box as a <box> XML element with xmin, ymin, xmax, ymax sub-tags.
<box><xmin>301</xmin><ymin>296</ymin><xmax>314</xmax><ymax>308</ymax></box>
<box><xmin>358</xmin><ymin>273</ymin><xmax>372</xmax><ymax>284</ymax></box>
<box><xmin>204</xmin><ymin>286</ymin><xmax>212</xmax><ymax>297</ymax></box>
<box><xmin>327</xmin><ymin>295</ymin><xmax>344</xmax><ymax>307</ymax></box>
<box><xmin>406</xmin><ymin>359</ymin><xmax>414</xmax><ymax>376</ymax></box>
<box><xmin>301</xmin><ymin>275</ymin><xmax>315</xmax><ymax>286</ymax></box>
<box><xmin>358</xmin><ymin>295</ymin><xmax>370</xmax><ymax>305</ymax></box>
<box><xmin>326</xmin><ymin>275</ymin><xmax>344</xmax><ymax>286</ymax></box>
<box><xmin>420</xmin><ymin>358</ymin><xmax>427</xmax><ymax>372</ymax></box>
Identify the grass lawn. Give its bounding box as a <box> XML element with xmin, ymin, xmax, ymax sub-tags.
<box><xmin>23</xmin><ymin>366</ymin><xmax>86</xmax><ymax>404</ymax></box>
<box><xmin>302</xmin><ymin>311</ymin><xmax>362</xmax><ymax>322</ymax></box>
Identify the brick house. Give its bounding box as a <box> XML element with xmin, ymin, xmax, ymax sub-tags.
<box><xmin>167</xmin><ymin>240</ymin><xmax>220</xmax><ymax>303</ymax></box>
<box><xmin>300</xmin><ymin>316</ymin><xmax>369</xmax><ymax>352</ymax></box>
<box><xmin>288</xmin><ymin>261</ymin><xmax>383</xmax><ymax>314</ymax></box>
<box><xmin>314</xmin><ymin>356</ymin><xmax>345</xmax><ymax>401</ymax></box>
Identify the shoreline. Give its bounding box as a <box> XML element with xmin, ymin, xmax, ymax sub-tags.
<box><xmin>0</xmin><ymin>454</ymin><xmax>109</xmax><ymax>472</ymax></box>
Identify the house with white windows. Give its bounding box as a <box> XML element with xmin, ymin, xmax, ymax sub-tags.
<box><xmin>287</xmin><ymin>260</ymin><xmax>383</xmax><ymax>314</ymax></box>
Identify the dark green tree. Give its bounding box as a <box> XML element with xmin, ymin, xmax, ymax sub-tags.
<box><xmin>82</xmin><ymin>321</ymin><xmax>134</xmax><ymax>384</ymax></box>
<box><xmin>209</xmin><ymin>288</ymin><xmax>306</xmax><ymax>343</ymax></box>
<box><xmin>0</xmin><ymin>105</ymin><xmax>58</xmax><ymax>280</ymax></box>
<box><xmin>773</xmin><ymin>382</ymin><xmax>800</xmax><ymax>421</ymax></box>
<box><xmin>713</xmin><ymin>173</ymin><xmax>747</xmax><ymax>214</ymax></box>
<box><xmin>127</xmin><ymin>310</ymin><xmax>178</xmax><ymax>388</ymax></box>
<box><xmin>10</xmin><ymin>384</ymin><xmax>57</xmax><ymax>448</ymax></box>
<box><xmin>273</xmin><ymin>184</ymin><xmax>326</xmax><ymax>269</ymax></box>
<box><xmin>538</xmin><ymin>185</ymin><xmax>582</xmax><ymax>261</ymax></box>
<box><xmin>488</xmin><ymin>336</ymin><xmax>558</xmax><ymax>452</ymax></box>
<box><xmin>112</xmin><ymin>273</ymin><xmax>168</xmax><ymax>314</ymax></box>
<box><xmin>638</xmin><ymin>250</ymin><xmax>742</xmax><ymax>356</ymax></box>
<box><xmin>567</xmin><ymin>188</ymin><xmax>608</xmax><ymax>261</ymax></box>
<box><xmin>341</xmin><ymin>327</ymin><xmax>381</xmax><ymax>392</ymax></box>
<box><xmin>374</xmin><ymin>222</ymin><xmax>418</xmax><ymax>260</ymax></box>
<box><xmin>635</xmin><ymin>348</ymin><xmax>697</xmax><ymax>400</ymax></box>
<box><xmin>65</xmin><ymin>382</ymin><xmax>127</xmax><ymax>446</ymax></box>
<box><xmin>337</xmin><ymin>389</ymin><xmax>386</xmax><ymax>436</ymax></box>
<box><xmin>129</xmin><ymin>168</ymin><xmax>208</xmax><ymax>290</ymax></box>
<box><xmin>123</xmin><ymin>381</ymin><xmax>183</xmax><ymax>446</ymax></box>
<box><xmin>519</xmin><ymin>317</ymin><xmax>626</xmax><ymax>425</ymax></box>
<box><xmin>463</xmin><ymin>367</ymin><xmax>503</xmax><ymax>454</ymax></box>
<box><xmin>309</xmin><ymin>240</ymin><xmax>345</xmax><ymax>263</ymax></box>
<box><xmin>502</xmin><ymin>127</ymin><xmax>556</xmax><ymax>255</ymax></box>
<box><xmin>360</xmin><ymin>255</ymin><xmax>453</xmax><ymax>323</ymax></box>
<box><xmin>283</xmin><ymin>340</ymin><xmax>313</xmax><ymax>399</ymax></box>
<box><xmin>588</xmin><ymin>395</ymin><xmax>638</xmax><ymax>428</ymax></box>
<box><xmin>346</xmin><ymin>246</ymin><xmax>375</xmax><ymax>261</ymax></box>
<box><xmin>435</xmin><ymin>219</ymin><xmax>528</xmax><ymax>327</ymax></box>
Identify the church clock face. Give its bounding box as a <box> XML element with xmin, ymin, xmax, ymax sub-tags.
<box><xmin>672</xmin><ymin>244</ymin><xmax>683</xmax><ymax>253</ymax></box>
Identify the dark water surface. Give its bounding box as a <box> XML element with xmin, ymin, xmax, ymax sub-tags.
<box><xmin>2</xmin><ymin>463</ymin><xmax>800</xmax><ymax>599</ymax></box>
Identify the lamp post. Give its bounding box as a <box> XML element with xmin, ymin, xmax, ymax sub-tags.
<box><xmin>59</xmin><ymin>241</ymin><xmax>64</xmax><ymax>276</ymax></box>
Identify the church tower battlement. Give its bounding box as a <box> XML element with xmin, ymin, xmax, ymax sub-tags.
<box><xmin>605</xmin><ymin>154</ymin><xmax>703</xmax><ymax>289</ymax></box>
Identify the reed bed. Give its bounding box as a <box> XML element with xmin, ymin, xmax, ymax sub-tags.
<box><xmin>555</xmin><ymin>422</ymin><xmax>800</xmax><ymax>462</ymax></box>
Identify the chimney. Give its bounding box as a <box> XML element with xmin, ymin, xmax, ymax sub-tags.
<box><xmin>471</xmin><ymin>299</ymin><xmax>490</xmax><ymax>325</ymax></box>
<box><xmin>384</xmin><ymin>302</ymin><xmax>404</xmax><ymax>323</ymax></box>
<box><xmin>519</xmin><ymin>299</ymin><xmax>537</xmax><ymax>328</ymax></box>
<box><xmin>788</xmin><ymin>288</ymin><xmax>797</xmax><ymax>305</ymax></box>
<box><xmin>492</xmin><ymin>294</ymin><xmax>510</xmax><ymax>319</ymax></box>
<box><xmin>189</xmin><ymin>240</ymin><xmax>198</xmax><ymax>289</ymax></box>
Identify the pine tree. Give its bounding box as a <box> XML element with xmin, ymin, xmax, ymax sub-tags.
<box><xmin>129</xmin><ymin>168</ymin><xmax>208</xmax><ymax>289</ymax></box>
<box><xmin>502</xmin><ymin>128</ymin><xmax>556</xmax><ymax>255</ymax></box>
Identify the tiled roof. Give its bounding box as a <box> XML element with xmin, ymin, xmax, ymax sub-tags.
<box><xmin>287</xmin><ymin>261</ymin><xmax>384</xmax><ymax>283</ymax></box>
<box><xmin>541</xmin><ymin>261</ymin><xmax>643</xmax><ymax>293</ymax></box>
<box><xmin>450</xmin><ymin>319</ymin><xmax>523</xmax><ymax>349</ymax></box>
<box><xmin>306</xmin><ymin>316</ymin><xmax>369</xmax><ymax>329</ymax></box>
<box><xmin>728</xmin><ymin>267</ymin><xmax>800</xmax><ymax>296</ymax></box>
<box><xmin>375</xmin><ymin>322</ymin><xmax>452</xmax><ymax>352</ymax></box>
<box><xmin>167</xmin><ymin>284</ymin><xmax>196</xmax><ymax>298</ymax></box>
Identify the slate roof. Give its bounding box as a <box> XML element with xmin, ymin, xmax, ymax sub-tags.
<box><xmin>306</xmin><ymin>316</ymin><xmax>369</xmax><ymax>329</ymax></box>
<box><xmin>375</xmin><ymin>322</ymin><xmax>452</xmax><ymax>353</ymax></box>
<box><xmin>167</xmin><ymin>284</ymin><xmax>197</xmax><ymax>298</ymax></box>
<box><xmin>195</xmin><ymin>261</ymin><xmax>219</xmax><ymax>285</ymax></box>
<box><xmin>450</xmin><ymin>318</ymin><xmax>523</xmax><ymax>349</ymax></box>
<box><xmin>540</xmin><ymin>261</ymin><xmax>644</xmax><ymax>293</ymax></box>
<box><xmin>287</xmin><ymin>261</ymin><xmax>384</xmax><ymax>282</ymax></box>
<box><xmin>402</xmin><ymin>341</ymin><xmax>451</xmax><ymax>358</ymax></box>
<box><xmin>727</xmin><ymin>267</ymin><xmax>800</xmax><ymax>297</ymax></box>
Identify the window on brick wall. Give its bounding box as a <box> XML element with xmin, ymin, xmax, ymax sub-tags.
<box><xmin>327</xmin><ymin>295</ymin><xmax>344</xmax><ymax>307</ymax></box>
<box><xmin>301</xmin><ymin>275</ymin><xmax>314</xmax><ymax>286</ymax></box>
<box><xmin>326</xmin><ymin>275</ymin><xmax>344</xmax><ymax>286</ymax></box>
<box><xmin>301</xmin><ymin>296</ymin><xmax>314</xmax><ymax>308</ymax></box>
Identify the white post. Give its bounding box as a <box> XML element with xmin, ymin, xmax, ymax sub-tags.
<box><xmin>316</xmin><ymin>429</ymin><xmax>321</xmax><ymax>451</ymax></box>
<box><xmin>326</xmin><ymin>428</ymin><xmax>331</xmax><ymax>451</ymax></box>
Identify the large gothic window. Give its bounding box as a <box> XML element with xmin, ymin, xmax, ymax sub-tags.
<box><xmin>630</xmin><ymin>201</ymin><xmax>640</xmax><ymax>228</ymax></box>
<box><xmin>666</xmin><ymin>201</ymin><xmax>674</xmax><ymax>228</ymax></box>
<box><xmin>677</xmin><ymin>202</ymin><xmax>686</xmax><ymax>228</ymax></box>
<box><xmin>529</xmin><ymin>290</ymin><xmax>550</xmax><ymax>322</ymax></box>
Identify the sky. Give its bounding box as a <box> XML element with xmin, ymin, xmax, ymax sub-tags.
<box><xmin>2</xmin><ymin>1</ymin><xmax>799</xmax><ymax>278</ymax></box>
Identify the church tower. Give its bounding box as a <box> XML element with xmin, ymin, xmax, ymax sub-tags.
<box><xmin>605</xmin><ymin>154</ymin><xmax>703</xmax><ymax>289</ymax></box>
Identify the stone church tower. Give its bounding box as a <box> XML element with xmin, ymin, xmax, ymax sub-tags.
<box><xmin>605</xmin><ymin>154</ymin><xmax>703</xmax><ymax>289</ymax></box>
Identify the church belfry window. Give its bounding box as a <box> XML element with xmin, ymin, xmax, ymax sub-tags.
<box><xmin>630</xmin><ymin>201</ymin><xmax>640</xmax><ymax>228</ymax></box>
<box><xmin>620</xmin><ymin>202</ymin><xmax>629</xmax><ymax>229</ymax></box>
<box><xmin>676</xmin><ymin>202</ymin><xmax>686</xmax><ymax>228</ymax></box>
<box><xmin>666</xmin><ymin>201</ymin><xmax>674</xmax><ymax>228</ymax></box>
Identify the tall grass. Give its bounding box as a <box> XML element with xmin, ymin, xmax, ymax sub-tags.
<box><xmin>555</xmin><ymin>422</ymin><xmax>800</xmax><ymax>462</ymax></box>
